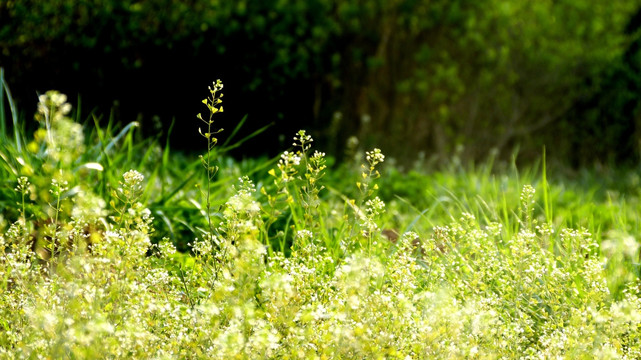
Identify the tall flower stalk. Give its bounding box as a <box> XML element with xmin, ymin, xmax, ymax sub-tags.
<box><xmin>197</xmin><ymin>80</ymin><xmax>224</xmax><ymax>236</ymax></box>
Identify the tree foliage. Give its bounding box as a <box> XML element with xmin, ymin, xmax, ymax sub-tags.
<box><xmin>1</xmin><ymin>0</ymin><xmax>640</xmax><ymax>165</ymax></box>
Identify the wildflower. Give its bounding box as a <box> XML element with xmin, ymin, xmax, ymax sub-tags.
<box><xmin>520</xmin><ymin>185</ymin><xmax>536</xmax><ymax>206</ymax></box>
<box><xmin>293</xmin><ymin>130</ymin><xmax>313</xmax><ymax>151</ymax></box>
<box><xmin>15</xmin><ymin>176</ymin><xmax>30</xmax><ymax>194</ymax></box>
<box><xmin>277</xmin><ymin>151</ymin><xmax>301</xmax><ymax>182</ymax></box>
<box><xmin>311</xmin><ymin>150</ymin><xmax>325</xmax><ymax>161</ymax></box>
<box><xmin>71</xmin><ymin>190</ymin><xmax>107</xmax><ymax>220</ymax></box>
<box><xmin>280</xmin><ymin>151</ymin><xmax>301</xmax><ymax>167</ymax></box>
<box><xmin>211</xmin><ymin>79</ymin><xmax>224</xmax><ymax>92</ymax></box>
<box><xmin>226</xmin><ymin>176</ymin><xmax>260</xmax><ymax>215</ymax></box>
<box><xmin>296</xmin><ymin>230</ymin><xmax>314</xmax><ymax>241</ymax></box>
<box><xmin>123</xmin><ymin>169</ymin><xmax>144</xmax><ymax>188</ymax></box>
<box><xmin>365</xmin><ymin>148</ymin><xmax>385</xmax><ymax>167</ymax></box>
<box><xmin>50</xmin><ymin>178</ymin><xmax>69</xmax><ymax>197</ymax></box>
<box><xmin>36</xmin><ymin>91</ymin><xmax>71</xmax><ymax>124</ymax></box>
<box><xmin>120</xmin><ymin>170</ymin><xmax>144</xmax><ymax>201</ymax></box>
<box><xmin>192</xmin><ymin>238</ymin><xmax>214</xmax><ymax>256</ymax></box>
<box><xmin>365</xmin><ymin>197</ymin><xmax>386</xmax><ymax>217</ymax></box>
<box><xmin>156</xmin><ymin>238</ymin><xmax>177</xmax><ymax>258</ymax></box>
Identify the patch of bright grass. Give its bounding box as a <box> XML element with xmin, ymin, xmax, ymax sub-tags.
<box><xmin>1</xmin><ymin>80</ymin><xmax>640</xmax><ymax>358</ymax></box>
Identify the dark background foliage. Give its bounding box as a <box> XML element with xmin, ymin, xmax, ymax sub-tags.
<box><xmin>2</xmin><ymin>0</ymin><xmax>641</xmax><ymax>166</ymax></box>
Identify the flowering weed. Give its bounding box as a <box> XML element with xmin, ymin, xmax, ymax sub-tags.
<box><xmin>0</xmin><ymin>85</ymin><xmax>640</xmax><ymax>359</ymax></box>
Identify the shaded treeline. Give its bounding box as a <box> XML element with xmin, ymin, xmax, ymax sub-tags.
<box><xmin>1</xmin><ymin>0</ymin><xmax>641</xmax><ymax>166</ymax></box>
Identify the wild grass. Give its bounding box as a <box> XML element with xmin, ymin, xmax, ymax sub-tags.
<box><xmin>1</xmin><ymin>78</ymin><xmax>641</xmax><ymax>359</ymax></box>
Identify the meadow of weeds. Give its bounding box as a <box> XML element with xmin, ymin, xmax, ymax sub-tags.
<box><xmin>1</xmin><ymin>76</ymin><xmax>641</xmax><ymax>359</ymax></box>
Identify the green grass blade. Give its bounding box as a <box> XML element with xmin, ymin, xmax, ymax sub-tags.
<box><xmin>0</xmin><ymin>67</ymin><xmax>5</xmax><ymax>139</ymax></box>
<box><xmin>155</xmin><ymin>171</ymin><xmax>198</xmax><ymax>206</ymax></box>
<box><xmin>97</xmin><ymin>121</ymin><xmax>140</xmax><ymax>160</ymax></box>
<box><xmin>1</xmin><ymin>72</ymin><xmax>21</xmax><ymax>153</ymax></box>
<box><xmin>218</xmin><ymin>122</ymin><xmax>274</xmax><ymax>154</ymax></box>
<box><xmin>220</xmin><ymin>114</ymin><xmax>248</xmax><ymax>149</ymax></box>
<box><xmin>542</xmin><ymin>147</ymin><xmax>552</xmax><ymax>223</ymax></box>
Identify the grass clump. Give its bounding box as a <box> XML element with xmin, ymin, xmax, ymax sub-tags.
<box><xmin>1</xmin><ymin>80</ymin><xmax>641</xmax><ymax>359</ymax></box>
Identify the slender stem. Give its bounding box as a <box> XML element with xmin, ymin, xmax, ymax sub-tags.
<box><xmin>52</xmin><ymin>193</ymin><xmax>61</xmax><ymax>258</ymax></box>
<box><xmin>21</xmin><ymin>190</ymin><xmax>28</xmax><ymax>244</ymax></box>
<box><xmin>206</xmin><ymin>114</ymin><xmax>213</xmax><ymax>235</ymax></box>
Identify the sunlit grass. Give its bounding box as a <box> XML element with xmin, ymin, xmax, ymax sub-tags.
<box><xmin>1</xmin><ymin>81</ymin><xmax>640</xmax><ymax>358</ymax></box>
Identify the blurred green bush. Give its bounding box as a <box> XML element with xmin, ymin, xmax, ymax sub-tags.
<box><xmin>1</xmin><ymin>0</ymin><xmax>640</xmax><ymax>166</ymax></box>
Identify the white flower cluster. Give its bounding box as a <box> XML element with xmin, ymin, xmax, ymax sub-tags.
<box><xmin>361</xmin><ymin>196</ymin><xmax>386</xmax><ymax>232</ymax></box>
<box><xmin>296</xmin><ymin>229</ymin><xmax>314</xmax><ymax>242</ymax></box>
<box><xmin>118</xmin><ymin>169</ymin><xmax>145</xmax><ymax>206</ymax></box>
<box><xmin>37</xmin><ymin>91</ymin><xmax>72</xmax><ymax>123</ymax></box>
<box><xmin>34</xmin><ymin>91</ymin><xmax>85</xmax><ymax>165</ymax></box>
<box><xmin>520</xmin><ymin>184</ymin><xmax>536</xmax><ymax>206</ymax></box>
<box><xmin>123</xmin><ymin>169</ymin><xmax>144</xmax><ymax>190</ymax></box>
<box><xmin>293</xmin><ymin>129</ymin><xmax>313</xmax><ymax>151</ymax></box>
<box><xmin>365</xmin><ymin>148</ymin><xmax>385</xmax><ymax>166</ymax></box>
<box><xmin>277</xmin><ymin>151</ymin><xmax>302</xmax><ymax>182</ymax></box>
<box><xmin>280</xmin><ymin>151</ymin><xmax>301</xmax><ymax>167</ymax></box>
<box><xmin>192</xmin><ymin>238</ymin><xmax>214</xmax><ymax>256</ymax></box>
<box><xmin>225</xmin><ymin>176</ymin><xmax>260</xmax><ymax>216</ymax></box>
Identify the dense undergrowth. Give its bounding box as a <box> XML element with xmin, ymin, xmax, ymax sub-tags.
<box><xmin>1</xmin><ymin>80</ymin><xmax>641</xmax><ymax>358</ymax></box>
